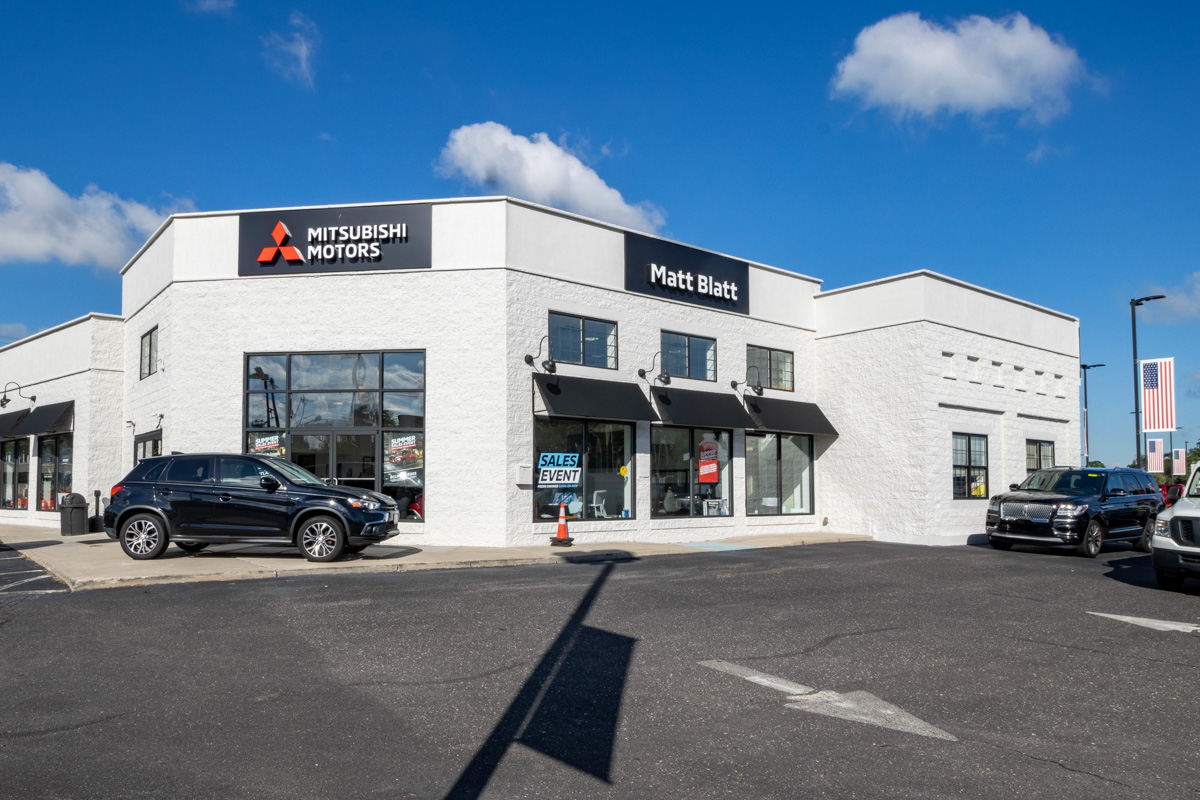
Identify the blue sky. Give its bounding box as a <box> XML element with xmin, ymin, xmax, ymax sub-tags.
<box><xmin>1</xmin><ymin>1</ymin><xmax>1197</xmax><ymax>468</ymax></box>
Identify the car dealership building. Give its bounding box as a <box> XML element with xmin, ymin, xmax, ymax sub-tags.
<box><xmin>0</xmin><ymin>197</ymin><xmax>1081</xmax><ymax>546</ymax></box>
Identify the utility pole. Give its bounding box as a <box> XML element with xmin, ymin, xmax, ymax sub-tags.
<box><xmin>1130</xmin><ymin>295</ymin><xmax>1165</xmax><ymax>468</ymax></box>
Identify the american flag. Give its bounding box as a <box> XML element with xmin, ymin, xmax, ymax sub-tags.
<box><xmin>1140</xmin><ymin>357</ymin><xmax>1176</xmax><ymax>432</ymax></box>
<box><xmin>1175</xmin><ymin>448</ymin><xmax>1189</xmax><ymax>476</ymax></box>
<box><xmin>1148</xmin><ymin>439</ymin><xmax>1164</xmax><ymax>473</ymax></box>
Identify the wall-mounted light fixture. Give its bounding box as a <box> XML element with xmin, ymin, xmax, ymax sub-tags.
<box><xmin>0</xmin><ymin>381</ymin><xmax>36</xmax><ymax>408</ymax></box>
<box><xmin>522</xmin><ymin>335</ymin><xmax>557</xmax><ymax>373</ymax></box>
<box><xmin>731</xmin><ymin>366</ymin><xmax>763</xmax><ymax>395</ymax></box>
<box><xmin>637</xmin><ymin>352</ymin><xmax>670</xmax><ymax>386</ymax></box>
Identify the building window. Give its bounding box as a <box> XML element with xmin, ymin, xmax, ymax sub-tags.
<box><xmin>36</xmin><ymin>433</ymin><xmax>73</xmax><ymax>511</ymax></box>
<box><xmin>548</xmin><ymin>313</ymin><xmax>617</xmax><ymax>369</ymax></box>
<box><xmin>244</xmin><ymin>351</ymin><xmax>425</xmax><ymax>520</ymax></box>
<box><xmin>1026</xmin><ymin>440</ymin><xmax>1055</xmax><ymax>473</ymax></box>
<box><xmin>134</xmin><ymin>430</ymin><xmax>163</xmax><ymax>463</ymax></box>
<box><xmin>662</xmin><ymin>332</ymin><xmax>716</xmax><ymax>381</ymax></box>
<box><xmin>2</xmin><ymin>439</ymin><xmax>31</xmax><ymax>510</ymax></box>
<box><xmin>139</xmin><ymin>327</ymin><xmax>158</xmax><ymax>380</ymax></box>
<box><xmin>745</xmin><ymin>432</ymin><xmax>812</xmax><ymax>514</ymax></box>
<box><xmin>953</xmin><ymin>433</ymin><xmax>988</xmax><ymax>499</ymax></box>
<box><xmin>746</xmin><ymin>345</ymin><xmax>795</xmax><ymax>391</ymax></box>
<box><xmin>533</xmin><ymin>418</ymin><xmax>633</xmax><ymax>520</ymax></box>
<box><xmin>651</xmin><ymin>427</ymin><xmax>731</xmax><ymax>516</ymax></box>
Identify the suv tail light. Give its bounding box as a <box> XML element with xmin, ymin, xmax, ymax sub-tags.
<box><xmin>110</xmin><ymin>483</ymin><xmax>125</xmax><ymax>499</ymax></box>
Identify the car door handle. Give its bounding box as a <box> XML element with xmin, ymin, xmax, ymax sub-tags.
<box><xmin>219</xmin><ymin>493</ymin><xmax>232</xmax><ymax>501</ymax></box>
<box><xmin>158</xmin><ymin>487</ymin><xmax>172</xmax><ymax>495</ymax></box>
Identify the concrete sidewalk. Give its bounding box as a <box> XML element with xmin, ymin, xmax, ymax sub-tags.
<box><xmin>0</xmin><ymin>525</ymin><xmax>870</xmax><ymax>591</ymax></box>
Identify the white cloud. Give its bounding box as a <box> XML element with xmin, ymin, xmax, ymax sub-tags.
<box><xmin>184</xmin><ymin>0</ymin><xmax>236</xmax><ymax>12</ymax></box>
<box><xmin>437</xmin><ymin>122</ymin><xmax>665</xmax><ymax>233</ymax></box>
<box><xmin>262</xmin><ymin>12</ymin><xmax>320</xmax><ymax>88</ymax></box>
<box><xmin>0</xmin><ymin>323</ymin><xmax>28</xmax><ymax>344</ymax></box>
<box><xmin>832</xmin><ymin>12</ymin><xmax>1087</xmax><ymax>124</ymax></box>
<box><xmin>0</xmin><ymin>163</ymin><xmax>180</xmax><ymax>270</ymax></box>
<box><xmin>1144</xmin><ymin>272</ymin><xmax>1200</xmax><ymax>324</ymax></box>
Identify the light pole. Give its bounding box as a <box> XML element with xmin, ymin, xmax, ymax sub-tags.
<box><xmin>1080</xmin><ymin>363</ymin><xmax>1104</xmax><ymax>465</ymax></box>
<box><xmin>1131</xmin><ymin>295</ymin><xmax>1166</xmax><ymax>468</ymax></box>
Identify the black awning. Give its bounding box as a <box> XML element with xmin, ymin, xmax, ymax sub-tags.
<box><xmin>0</xmin><ymin>408</ymin><xmax>28</xmax><ymax>438</ymax></box>
<box><xmin>745</xmin><ymin>396</ymin><xmax>838</xmax><ymax>436</ymax></box>
<box><xmin>534</xmin><ymin>374</ymin><xmax>659</xmax><ymax>422</ymax></box>
<box><xmin>651</xmin><ymin>386</ymin><xmax>756</xmax><ymax>429</ymax></box>
<box><xmin>8</xmin><ymin>401</ymin><xmax>74</xmax><ymax>437</ymax></box>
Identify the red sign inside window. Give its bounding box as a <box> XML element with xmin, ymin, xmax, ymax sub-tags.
<box><xmin>698</xmin><ymin>440</ymin><xmax>718</xmax><ymax>484</ymax></box>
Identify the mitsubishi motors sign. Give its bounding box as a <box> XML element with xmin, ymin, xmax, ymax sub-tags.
<box><xmin>237</xmin><ymin>203</ymin><xmax>432</xmax><ymax>276</ymax></box>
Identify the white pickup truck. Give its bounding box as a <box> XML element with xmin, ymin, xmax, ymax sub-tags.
<box><xmin>1151</xmin><ymin>464</ymin><xmax>1200</xmax><ymax>590</ymax></box>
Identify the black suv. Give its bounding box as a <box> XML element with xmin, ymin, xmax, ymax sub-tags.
<box><xmin>104</xmin><ymin>453</ymin><xmax>401</xmax><ymax>561</ymax></box>
<box><xmin>986</xmin><ymin>467</ymin><xmax>1164</xmax><ymax>557</ymax></box>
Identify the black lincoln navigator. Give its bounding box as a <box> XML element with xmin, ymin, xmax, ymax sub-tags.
<box><xmin>986</xmin><ymin>467</ymin><xmax>1163</xmax><ymax>557</ymax></box>
<box><xmin>104</xmin><ymin>453</ymin><xmax>401</xmax><ymax>561</ymax></box>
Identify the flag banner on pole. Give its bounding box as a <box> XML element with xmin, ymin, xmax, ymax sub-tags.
<box><xmin>1147</xmin><ymin>438</ymin><xmax>1164</xmax><ymax>473</ymax></box>
<box><xmin>1175</xmin><ymin>449</ymin><xmax>1189</xmax><ymax>476</ymax></box>
<box><xmin>1140</xmin><ymin>357</ymin><xmax>1176</xmax><ymax>432</ymax></box>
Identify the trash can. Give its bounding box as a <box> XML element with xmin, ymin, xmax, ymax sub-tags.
<box><xmin>59</xmin><ymin>493</ymin><xmax>88</xmax><ymax>537</ymax></box>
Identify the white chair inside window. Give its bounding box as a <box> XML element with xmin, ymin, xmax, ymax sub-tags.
<box><xmin>590</xmin><ymin>490</ymin><xmax>607</xmax><ymax>518</ymax></box>
<box><xmin>663</xmin><ymin>490</ymin><xmax>680</xmax><ymax>514</ymax></box>
<box><xmin>566</xmin><ymin>496</ymin><xmax>583</xmax><ymax>517</ymax></box>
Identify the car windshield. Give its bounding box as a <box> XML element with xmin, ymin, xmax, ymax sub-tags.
<box><xmin>262</xmin><ymin>457</ymin><xmax>325</xmax><ymax>486</ymax></box>
<box><xmin>1189</xmin><ymin>470</ymin><xmax>1200</xmax><ymax>498</ymax></box>
<box><xmin>1018</xmin><ymin>470</ymin><xmax>1104</xmax><ymax>495</ymax></box>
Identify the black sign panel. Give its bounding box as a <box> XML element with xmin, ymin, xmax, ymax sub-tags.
<box><xmin>237</xmin><ymin>203</ymin><xmax>432</xmax><ymax>276</ymax></box>
<box><xmin>624</xmin><ymin>232</ymin><xmax>750</xmax><ymax>314</ymax></box>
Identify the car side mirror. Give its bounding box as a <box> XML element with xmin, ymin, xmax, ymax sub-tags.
<box><xmin>1107</xmin><ymin>488</ymin><xmax>1126</xmax><ymax>497</ymax></box>
<box><xmin>1009</xmin><ymin>484</ymin><xmax>1019</xmax><ymax>491</ymax></box>
<box><xmin>1167</xmin><ymin>486</ymin><xmax>1183</xmax><ymax>503</ymax></box>
<box><xmin>260</xmin><ymin>476</ymin><xmax>281</xmax><ymax>492</ymax></box>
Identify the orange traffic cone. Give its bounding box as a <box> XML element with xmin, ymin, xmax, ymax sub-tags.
<box><xmin>550</xmin><ymin>500</ymin><xmax>574</xmax><ymax>547</ymax></box>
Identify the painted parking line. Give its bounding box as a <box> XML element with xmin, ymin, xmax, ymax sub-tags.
<box><xmin>700</xmin><ymin>659</ymin><xmax>957</xmax><ymax>741</ymax></box>
<box><xmin>682</xmin><ymin>542</ymin><xmax>758</xmax><ymax>551</ymax></box>
<box><xmin>1088</xmin><ymin>612</ymin><xmax>1200</xmax><ymax>634</ymax></box>
<box><xmin>0</xmin><ymin>574</ymin><xmax>55</xmax><ymax>592</ymax></box>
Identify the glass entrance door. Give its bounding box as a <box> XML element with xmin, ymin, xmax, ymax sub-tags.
<box><xmin>288</xmin><ymin>432</ymin><xmax>377</xmax><ymax>493</ymax></box>
<box><xmin>291</xmin><ymin>433</ymin><xmax>331</xmax><ymax>482</ymax></box>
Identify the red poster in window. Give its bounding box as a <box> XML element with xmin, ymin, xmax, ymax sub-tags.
<box><xmin>698</xmin><ymin>440</ymin><xmax>718</xmax><ymax>484</ymax></box>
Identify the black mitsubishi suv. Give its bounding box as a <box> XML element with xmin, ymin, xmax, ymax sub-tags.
<box><xmin>986</xmin><ymin>467</ymin><xmax>1164</xmax><ymax>557</ymax></box>
<box><xmin>104</xmin><ymin>453</ymin><xmax>401</xmax><ymax>561</ymax></box>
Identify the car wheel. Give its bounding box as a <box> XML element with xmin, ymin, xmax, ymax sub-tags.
<box><xmin>175</xmin><ymin>542</ymin><xmax>208</xmax><ymax>554</ymax></box>
<box><xmin>1156</xmin><ymin>569</ymin><xmax>1185</xmax><ymax>591</ymax></box>
<box><xmin>1077</xmin><ymin>520</ymin><xmax>1104</xmax><ymax>558</ymax></box>
<box><xmin>989</xmin><ymin>537</ymin><xmax>1013</xmax><ymax>551</ymax></box>
<box><xmin>298</xmin><ymin>515</ymin><xmax>345</xmax><ymax>562</ymax></box>
<box><xmin>119</xmin><ymin>514</ymin><xmax>169</xmax><ymax>560</ymax></box>
<box><xmin>1135</xmin><ymin>519</ymin><xmax>1154</xmax><ymax>553</ymax></box>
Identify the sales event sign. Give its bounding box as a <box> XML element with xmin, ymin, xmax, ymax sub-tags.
<box><xmin>538</xmin><ymin>453</ymin><xmax>581</xmax><ymax>487</ymax></box>
<box><xmin>697</xmin><ymin>440</ymin><xmax>718</xmax><ymax>484</ymax></box>
<box><xmin>238</xmin><ymin>203</ymin><xmax>432</xmax><ymax>276</ymax></box>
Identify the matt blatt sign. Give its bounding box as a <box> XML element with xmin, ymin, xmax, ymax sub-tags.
<box><xmin>624</xmin><ymin>232</ymin><xmax>750</xmax><ymax>314</ymax></box>
<box><xmin>237</xmin><ymin>203</ymin><xmax>432</xmax><ymax>276</ymax></box>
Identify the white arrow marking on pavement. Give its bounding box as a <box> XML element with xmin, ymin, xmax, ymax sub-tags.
<box><xmin>1088</xmin><ymin>612</ymin><xmax>1200</xmax><ymax>633</ymax></box>
<box><xmin>700</xmin><ymin>660</ymin><xmax>957</xmax><ymax>741</ymax></box>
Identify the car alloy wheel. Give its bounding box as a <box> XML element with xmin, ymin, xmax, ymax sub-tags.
<box><xmin>298</xmin><ymin>515</ymin><xmax>345</xmax><ymax>562</ymax></box>
<box><xmin>120</xmin><ymin>514</ymin><xmax>169</xmax><ymax>560</ymax></box>
<box><xmin>1136</xmin><ymin>519</ymin><xmax>1154</xmax><ymax>553</ymax></box>
<box><xmin>1077</xmin><ymin>520</ymin><xmax>1104</xmax><ymax>558</ymax></box>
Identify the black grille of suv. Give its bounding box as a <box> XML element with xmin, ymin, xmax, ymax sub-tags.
<box><xmin>1175</xmin><ymin>518</ymin><xmax>1196</xmax><ymax>546</ymax></box>
<box><xmin>1001</xmin><ymin>502</ymin><xmax>1053</xmax><ymax>520</ymax></box>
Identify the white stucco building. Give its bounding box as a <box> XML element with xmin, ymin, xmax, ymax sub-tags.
<box><xmin>0</xmin><ymin>197</ymin><xmax>1080</xmax><ymax>546</ymax></box>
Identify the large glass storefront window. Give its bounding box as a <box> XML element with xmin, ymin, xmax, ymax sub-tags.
<box><xmin>533</xmin><ymin>418</ymin><xmax>633</xmax><ymax>520</ymax></box>
<box><xmin>745</xmin><ymin>432</ymin><xmax>812</xmax><ymax>515</ymax></box>
<box><xmin>245</xmin><ymin>351</ymin><xmax>425</xmax><ymax>519</ymax></box>
<box><xmin>37</xmin><ymin>434</ymin><xmax>73</xmax><ymax>511</ymax></box>
<box><xmin>650</xmin><ymin>427</ymin><xmax>731</xmax><ymax>516</ymax></box>
<box><xmin>1</xmin><ymin>439</ymin><xmax>30</xmax><ymax>510</ymax></box>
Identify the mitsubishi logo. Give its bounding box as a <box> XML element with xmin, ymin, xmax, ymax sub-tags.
<box><xmin>257</xmin><ymin>221</ymin><xmax>305</xmax><ymax>264</ymax></box>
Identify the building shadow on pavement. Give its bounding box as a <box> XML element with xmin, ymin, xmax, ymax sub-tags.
<box><xmin>2</xmin><ymin>540</ymin><xmax>63</xmax><ymax>550</ymax></box>
<box><xmin>443</xmin><ymin>554</ymin><xmax>638</xmax><ymax>799</ymax></box>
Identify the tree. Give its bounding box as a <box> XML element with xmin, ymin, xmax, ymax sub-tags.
<box><xmin>1086</xmin><ymin>459</ymin><xmax>1105</xmax><ymax>468</ymax></box>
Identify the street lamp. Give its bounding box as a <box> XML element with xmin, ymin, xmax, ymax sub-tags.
<box><xmin>1130</xmin><ymin>294</ymin><xmax>1166</xmax><ymax>468</ymax></box>
<box><xmin>1080</xmin><ymin>363</ymin><xmax>1104</xmax><ymax>465</ymax></box>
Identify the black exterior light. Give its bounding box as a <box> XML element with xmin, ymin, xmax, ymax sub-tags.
<box><xmin>0</xmin><ymin>381</ymin><xmax>36</xmax><ymax>408</ymax></box>
<box><xmin>523</xmin><ymin>335</ymin><xmax>555</xmax><ymax>373</ymax></box>
<box><xmin>731</xmin><ymin>366</ymin><xmax>764</xmax><ymax>395</ymax></box>
<box><xmin>636</xmin><ymin>352</ymin><xmax>670</xmax><ymax>385</ymax></box>
<box><xmin>1130</xmin><ymin>294</ymin><xmax>1166</xmax><ymax>467</ymax></box>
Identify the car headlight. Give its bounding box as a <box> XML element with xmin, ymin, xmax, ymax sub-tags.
<box><xmin>988</xmin><ymin>496</ymin><xmax>1000</xmax><ymax>510</ymax></box>
<box><xmin>344</xmin><ymin>498</ymin><xmax>382</xmax><ymax>511</ymax></box>
<box><xmin>1055</xmin><ymin>504</ymin><xmax>1088</xmax><ymax>517</ymax></box>
<box><xmin>1154</xmin><ymin>518</ymin><xmax>1171</xmax><ymax>538</ymax></box>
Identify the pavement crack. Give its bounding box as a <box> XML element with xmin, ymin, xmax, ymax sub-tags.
<box><xmin>964</xmin><ymin>738</ymin><xmax>1131</xmax><ymax>788</ymax></box>
<box><xmin>741</xmin><ymin>627</ymin><xmax>901</xmax><ymax>661</ymax></box>
<box><xmin>349</xmin><ymin>660</ymin><xmax>527</xmax><ymax>688</ymax></box>
<box><xmin>1</xmin><ymin>712</ymin><xmax>131</xmax><ymax>739</ymax></box>
<box><xmin>1005</xmin><ymin>634</ymin><xmax>1200</xmax><ymax>669</ymax></box>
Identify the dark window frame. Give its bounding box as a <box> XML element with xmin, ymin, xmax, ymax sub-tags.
<box><xmin>547</xmin><ymin>312</ymin><xmax>619</xmax><ymax>370</ymax></box>
<box><xmin>1</xmin><ymin>438</ymin><xmax>31</xmax><ymax>510</ymax></box>
<box><xmin>746</xmin><ymin>345</ymin><xmax>795</xmax><ymax>392</ymax></box>
<box><xmin>139</xmin><ymin>327</ymin><xmax>158</xmax><ymax>380</ymax></box>
<box><xmin>650</xmin><ymin>425</ymin><xmax>734</xmax><ymax>517</ymax></box>
<box><xmin>36</xmin><ymin>432</ymin><xmax>72</xmax><ymax>512</ymax></box>
<box><xmin>661</xmin><ymin>330</ymin><xmax>718</xmax><ymax>382</ymax></box>
<box><xmin>953</xmin><ymin>432</ymin><xmax>989</xmax><ymax>500</ymax></box>
<box><xmin>531</xmin><ymin>417</ymin><xmax>636</xmax><ymax>521</ymax></box>
<box><xmin>744</xmin><ymin>430</ymin><xmax>814</xmax><ymax>515</ymax></box>
<box><xmin>134</xmin><ymin>430</ymin><xmax>163</xmax><ymax>463</ymax></box>
<box><xmin>1025</xmin><ymin>439</ymin><xmax>1055</xmax><ymax>474</ymax></box>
